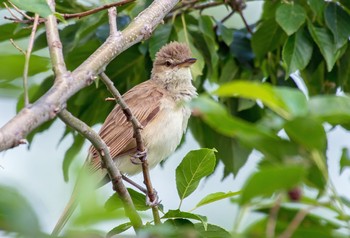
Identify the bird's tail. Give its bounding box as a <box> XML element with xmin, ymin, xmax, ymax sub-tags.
<box><xmin>51</xmin><ymin>194</ymin><xmax>78</xmax><ymax>237</ymax></box>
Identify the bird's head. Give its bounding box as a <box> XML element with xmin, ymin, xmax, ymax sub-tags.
<box><xmin>151</xmin><ymin>42</ymin><xmax>196</xmax><ymax>84</ymax></box>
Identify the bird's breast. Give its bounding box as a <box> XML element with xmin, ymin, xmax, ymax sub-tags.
<box><xmin>141</xmin><ymin>97</ymin><xmax>190</xmax><ymax>169</ymax></box>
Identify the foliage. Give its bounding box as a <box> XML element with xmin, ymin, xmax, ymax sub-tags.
<box><xmin>1</xmin><ymin>0</ymin><xmax>350</xmax><ymax>237</ymax></box>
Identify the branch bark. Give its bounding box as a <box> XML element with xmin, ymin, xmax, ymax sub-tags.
<box><xmin>57</xmin><ymin>109</ymin><xmax>143</xmax><ymax>230</ymax></box>
<box><xmin>0</xmin><ymin>0</ymin><xmax>180</xmax><ymax>151</ymax></box>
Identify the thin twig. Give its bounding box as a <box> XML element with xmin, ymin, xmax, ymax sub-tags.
<box><xmin>278</xmin><ymin>207</ymin><xmax>314</xmax><ymax>238</ymax></box>
<box><xmin>57</xmin><ymin>109</ymin><xmax>143</xmax><ymax>230</ymax></box>
<box><xmin>45</xmin><ymin>0</ymin><xmax>67</xmax><ymax>79</ymax></box>
<box><xmin>99</xmin><ymin>72</ymin><xmax>161</xmax><ymax>225</ymax></box>
<box><xmin>238</xmin><ymin>11</ymin><xmax>252</xmax><ymax>34</ymax></box>
<box><xmin>221</xmin><ymin>11</ymin><xmax>234</xmax><ymax>24</ymax></box>
<box><xmin>62</xmin><ymin>0</ymin><xmax>135</xmax><ymax>20</ymax></box>
<box><xmin>23</xmin><ymin>13</ymin><xmax>39</xmax><ymax>106</ymax></box>
<box><xmin>9</xmin><ymin>39</ymin><xmax>25</xmax><ymax>55</ymax></box>
<box><xmin>266</xmin><ymin>195</ymin><xmax>282</xmax><ymax>238</ymax></box>
<box><xmin>3</xmin><ymin>2</ymin><xmax>21</xmax><ymax>21</ymax></box>
<box><xmin>108</xmin><ymin>7</ymin><xmax>118</xmax><ymax>36</ymax></box>
<box><xmin>8</xmin><ymin>0</ymin><xmax>31</xmax><ymax>19</ymax></box>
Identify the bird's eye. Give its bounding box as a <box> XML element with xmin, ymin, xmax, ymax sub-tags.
<box><xmin>165</xmin><ymin>61</ymin><xmax>172</xmax><ymax>67</ymax></box>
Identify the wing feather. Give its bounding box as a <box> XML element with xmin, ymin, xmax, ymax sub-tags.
<box><xmin>88</xmin><ymin>80</ymin><xmax>165</xmax><ymax>173</ymax></box>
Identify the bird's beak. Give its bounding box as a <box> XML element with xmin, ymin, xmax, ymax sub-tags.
<box><xmin>177</xmin><ymin>58</ymin><xmax>197</xmax><ymax>68</ymax></box>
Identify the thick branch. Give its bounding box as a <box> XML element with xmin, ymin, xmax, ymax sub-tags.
<box><xmin>0</xmin><ymin>0</ymin><xmax>179</xmax><ymax>151</ymax></box>
<box><xmin>57</xmin><ymin>109</ymin><xmax>143</xmax><ymax>230</ymax></box>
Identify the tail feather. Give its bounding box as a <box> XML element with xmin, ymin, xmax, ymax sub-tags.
<box><xmin>51</xmin><ymin>195</ymin><xmax>78</xmax><ymax>237</ymax></box>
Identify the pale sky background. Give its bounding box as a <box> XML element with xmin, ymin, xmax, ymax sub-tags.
<box><xmin>1</xmin><ymin>1</ymin><xmax>350</xmax><ymax>237</ymax></box>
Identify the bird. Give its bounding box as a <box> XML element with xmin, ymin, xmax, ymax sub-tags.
<box><xmin>52</xmin><ymin>41</ymin><xmax>197</xmax><ymax>235</ymax></box>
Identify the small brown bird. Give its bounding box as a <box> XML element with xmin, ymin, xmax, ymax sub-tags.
<box><xmin>52</xmin><ymin>42</ymin><xmax>197</xmax><ymax>235</ymax></box>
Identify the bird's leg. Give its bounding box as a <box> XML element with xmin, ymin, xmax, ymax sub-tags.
<box><xmin>145</xmin><ymin>189</ymin><xmax>160</xmax><ymax>207</ymax></box>
<box><xmin>129</xmin><ymin>149</ymin><xmax>147</xmax><ymax>164</ymax></box>
<box><xmin>122</xmin><ymin>175</ymin><xmax>147</xmax><ymax>194</ymax></box>
<box><xmin>122</xmin><ymin>175</ymin><xmax>161</xmax><ymax>206</ymax></box>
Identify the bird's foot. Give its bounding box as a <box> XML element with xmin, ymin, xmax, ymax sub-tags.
<box><xmin>146</xmin><ymin>189</ymin><xmax>161</xmax><ymax>207</ymax></box>
<box><xmin>130</xmin><ymin>149</ymin><xmax>148</xmax><ymax>164</ymax></box>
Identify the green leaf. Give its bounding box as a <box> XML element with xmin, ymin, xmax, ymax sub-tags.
<box><xmin>216</xmin><ymin>23</ymin><xmax>234</xmax><ymax>46</ymax></box>
<box><xmin>308</xmin><ymin>23</ymin><xmax>339</xmax><ymax>71</ymax></box>
<box><xmin>192</xmin><ymin>191</ymin><xmax>240</xmax><ymax>210</ymax></box>
<box><xmin>107</xmin><ymin>222</ymin><xmax>132</xmax><ymax>237</ymax></box>
<box><xmin>194</xmin><ymin>223</ymin><xmax>232</xmax><ymax>238</ymax></box>
<box><xmin>308</xmin><ymin>95</ymin><xmax>350</xmax><ymax>124</ymax></box>
<box><xmin>284</xmin><ymin>117</ymin><xmax>327</xmax><ymax>151</ymax></box>
<box><xmin>10</xmin><ymin>0</ymin><xmax>52</xmax><ymax>17</ymax></box>
<box><xmin>176</xmin><ymin>149</ymin><xmax>216</xmax><ymax>202</ymax></box>
<box><xmin>63</xmin><ymin>136</ymin><xmax>85</xmax><ymax>181</ymax></box>
<box><xmin>105</xmin><ymin>188</ymin><xmax>149</xmax><ymax>211</ymax></box>
<box><xmin>308</xmin><ymin>0</ymin><xmax>325</xmax><ymax>16</ymax></box>
<box><xmin>0</xmin><ymin>185</ymin><xmax>41</xmax><ymax>236</ymax></box>
<box><xmin>190</xmin><ymin>96</ymin><xmax>299</xmax><ymax>160</ymax></box>
<box><xmin>240</xmin><ymin>165</ymin><xmax>306</xmax><ymax>204</ymax></box>
<box><xmin>325</xmin><ymin>2</ymin><xmax>350</xmax><ymax>50</ymax></box>
<box><xmin>340</xmin><ymin>148</ymin><xmax>350</xmax><ymax>174</ymax></box>
<box><xmin>0</xmin><ymin>55</ymin><xmax>50</xmax><ymax>80</ymax></box>
<box><xmin>251</xmin><ymin>18</ymin><xmax>285</xmax><ymax>58</ymax></box>
<box><xmin>189</xmin><ymin>117</ymin><xmax>252</xmax><ymax>178</ymax></box>
<box><xmin>0</xmin><ymin>24</ymin><xmax>31</xmax><ymax>42</ymax></box>
<box><xmin>174</xmin><ymin>15</ymin><xmax>204</xmax><ymax>80</ymax></box>
<box><xmin>162</xmin><ymin>209</ymin><xmax>207</xmax><ymax>230</ymax></box>
<box><xmin>198</xmin><ymin>15</ymin><xmax>219</xmax><ymax>82</ymax></box>
<box><xmin>213</xmin><ymin>81</ymin><xmax>308</xmax><ymax>119</ymax></box>
<box><xmin>283</xmin><ymin>28</ymin><xmax>313</xmax><ymax>75</ymax></box>
<box><xmin>276</xmin><ymin>3</ymin><xmax>306</xmax><ymax>35</ymax></box>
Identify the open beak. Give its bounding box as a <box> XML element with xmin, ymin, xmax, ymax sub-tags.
<box><xmin>177</xmin><ymin>58</ymin><xmax>197</xmax><ymax>67</ymax></box>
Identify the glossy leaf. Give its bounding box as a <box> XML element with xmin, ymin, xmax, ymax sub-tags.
<box><xmin>213</xmin><ymin>81</ymin><xmax>308</xmax><ymax>119</ymax></box>
<box><xmin>284</xmin><ymin>117</ymin><xmax>327</xmax><ymax>151</ymax></box>
<box><xmin>192</xmin><ymin>191</ymin><xmax>240</xmax><ymax>210</ymax></box>
<box><xmin>107</xmin><ymin>222</ymin><xmax>132</xmax><ymax>237</ymax></box>
<box><xmin>325</xmin><ymin>2</ymin><xmax>350</xmax><ymax>49</ymax></box>
<box><xmin>308</xmin><ymin>0</ymin><xmax>326</xmax><ymax>16</ymax></box>
<box><xmin>0</xmin><ymin>24</ymin><xmax>31</xmax><ymax>42</ymax></box>
<box><xmin>0</xmin><ymin>185</ymin><xmax>40</xmax><ymax>236</ymax></box>
<box><xmin>308</xmin><ymin>95</ymin><xmax>350</xmax><ymax>124</ymax></box>
<box><xmin>194</xmin><ymin>223</ymin><xmax>231</xmax><ymax>238</ymax></box>
<box><xmin>162</xmin><ymin>209</ymin><xmax>207</xmax><ymax>230</ymax></box>
<box><xmin>190</xmin><ymin>96</ymin><xmax>299</xmax><ymax>160</ymax></box>
<box><xmin>276</xmin><ymin>3</ymin><xmax>306</xmax><ymax>35</ymax></box>
<box><xmin>176</xmin><ymin>148</ymin><xmax>216</xmax><ymax>202</ymax></box>
<box><xmin>198</xmin><ymin>15</ymin><xmax>219</xmax><ymax>81</ymax></box>
<box><xmin>283</xmin><ymin>28</ymin><xmax>313</xmax><ymax>75</ymax></box>
<box><xmin>189</xmin><ymin>117</ymin><xmax>252</xmax><ymax>178</ymax></box>
<box><xmin>10</xmin><ymin>0</ymin><xmax>52</xmax><ymax>17</ymax></box>
<box><xmin>308</xmin><ymin>23</ymin><xmax>338</xmax><ymax>71</ymax></box>
<box><xmin>105</xmin><ymin>188</ymin><xmax>149</xmax><ymax>211</ymax></box>
<box><xmin>240</xmin><ymin>165</ymin><xmax>306</xmax><ymax>204</ymax></box>
<box><xmin>251</xmin><ymin>18</ymin><xmax>285</xmax><ymax>58</ymax></box>
<box><xmin>340</xmin><ymin>148</ymin><xmax>350</xmax><ymax>174</ymax></box>
<box><xmin>0</xmin><ymin>55</ymin><xmax>50</xmax><ymax>80</ymax></box>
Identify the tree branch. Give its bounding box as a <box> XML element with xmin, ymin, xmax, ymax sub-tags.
<box><xmin>278</xmin><ymin>207</ymin><xmax>314</xmax><ymax>238</ymax></box>
<box><xmin>0</xmin><ymin>0</ymin><xmax>179</xmax><ymax>151</ymax></box>
<box><xmin>99</xmin><ymin>72</ymin><xmax>161</xmax><ymax>225</ymax></box>
<box><xmin>57</xmin><ymin>109</ymin><xmax>143</xmax><ymax>230</ymax></box>
<box><xmin>62</xmin><ymin>0</ymin><xmax>135</xmax><ymax>20</ymax></box>
<box><xmin>45</xmin><ymin>0</ymin><xmax>68</xmax><ymax>78</ymax></box>
<box><xmin>23</xmin><ymin>13</ymin><xmax>40</xmax><ymax>106</ymax></box>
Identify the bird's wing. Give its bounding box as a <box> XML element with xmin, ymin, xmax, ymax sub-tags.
<box><xmin>88</xmin><ymin>80</ymin><xmax>164</xmax><ymax>173</ymax></box>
